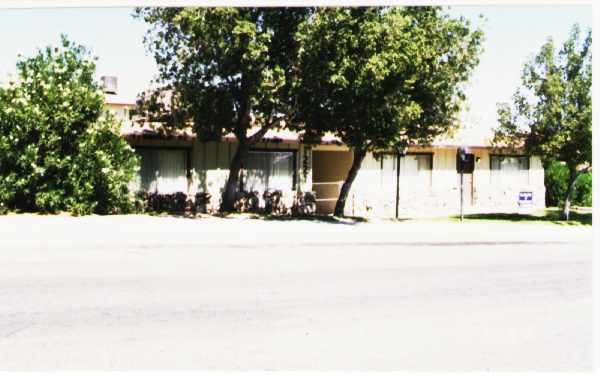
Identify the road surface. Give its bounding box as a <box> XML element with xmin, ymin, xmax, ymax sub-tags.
<box><xmin>0</xmin><ymin>215</ymin><xmax>593</xmax><ymax>370</ymax></box>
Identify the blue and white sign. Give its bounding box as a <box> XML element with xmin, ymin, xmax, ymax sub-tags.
<box><xmin>518</xmin><ymin>191</ymin><xmax>533</xmax><ymax>204</ymax></box>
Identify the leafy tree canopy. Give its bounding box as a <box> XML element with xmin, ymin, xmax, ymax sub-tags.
<box><xmin>294</xmin><ymin>7</ymin><xmax>483</xmax><ymax>150</ymax></box>
<box><xmin>0</xmin><ymin>36</ymin><xmax>139</xmax><ymax>215</ymax></box>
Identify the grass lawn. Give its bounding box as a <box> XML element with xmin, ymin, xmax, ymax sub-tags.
<box><xmin>209</xmin><ymin>208</ymin><xmax>592</xmax><ymax>226</ymax></box>
<box><xmin>2</xmin><ymin>206</ymin><xmax>592</xmax><ymax>226</ymax></box>
<box><xmin>446</xmin><ymin>207</ymin><xmax>592</xmax><ymax>226</ymax></box>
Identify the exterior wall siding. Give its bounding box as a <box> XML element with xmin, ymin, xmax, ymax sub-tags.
<box><xmin>127</xmin><ymin>135</ymin><xmax>545</xmax><ymax>217</ymax></box>
<box><xmin>345</xmin><ymin>148</ymin><xmax>545</xmax><ymax>218</ymax></box>
<box><xmin>129</xmin><ymin>138</ymin><xmax>312</xmax><ymax>212</ymax></box>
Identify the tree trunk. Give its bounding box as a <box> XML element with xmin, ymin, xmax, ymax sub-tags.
<box><xmin>562</xmin><ymin>167</ymin><xmax>579</xmax><ymax>221</ymax></box>
<box><xmin>220</xmin><ymin>141</ymin><xmax>250</xmax><ymax>212</ymax></box>
<box><xmin>334</xmin><ymin>147</ymin><xmax>367</xmax><ymax>217</ymax></box>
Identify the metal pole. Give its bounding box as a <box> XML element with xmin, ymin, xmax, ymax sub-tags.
<box><xmin>460</xmin><ymin>170</ymin><xmax>464</xmax><ymax>221</ymax></box>
<box><xmin>395</xmin><ymin>151</ymin><xmax>401</xmax><ymax>219</ymax></box>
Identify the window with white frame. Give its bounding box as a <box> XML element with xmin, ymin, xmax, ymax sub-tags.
<box><xmin>490</xmin><ymin>155</ymin><xmax>530</xmax><ymax>185</ymax></box>
<box><xmin>133</xmin><ymin>148</ymin><xmax>189</xmax><ymax>193</ymax></box>
<box><xmin>243</xmin><ymin>150</ymin><xmax>295</xmax><ymax>192</ymax></box>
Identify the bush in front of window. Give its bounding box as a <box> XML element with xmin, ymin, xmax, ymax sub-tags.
<box><xmin>231</xmin><ymin>190</ymin><xmax>319</xmax><ymax>217</ymax></box>
<box><xmin>136</xmin><ymin>191</ymin><xmax>188</xmax><ymax>214</ymax></box>
<box><xmin>291</xmin><ymin>191</ymin><xmax>317</xmax><ymax>216</ymax></box>
<box><xmin>193</xmin><ymin>192</ymin><xmax>212</xmax><ymax>214</ymax></box>
<box><xmin>234</xmin><ymin>191</ymin><xmax>260</xmax><ymax>213</ymax></box>
<box><xmin>263</xmin><ymin>190</ymin><xmax>288</xmax><ymax>216</ymax></box>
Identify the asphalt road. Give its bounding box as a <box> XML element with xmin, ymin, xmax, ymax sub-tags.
<box><xmin>0</xmin><ymin>215</ymin><xmax>593</xmax><ymax>370</ymax></box>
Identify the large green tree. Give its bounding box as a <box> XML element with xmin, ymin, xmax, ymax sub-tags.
<box><xmin>0</xmin><ymin>36</ymin><xmax>139</xmax><ymax>215</ymax></box>
<box><xmin>293</xmin><ymin>7</ymin><xmax>483</xmax><ymax>216</ymax></box>
<box><xmin>134</xmin><ymin>7</ymin><xmax>311</xmax><ymax>212</ymax></box>
<box><xmin>494</xmin><ymin>25</ymin><xmax>592</xmax><ymax>220</ymax></box>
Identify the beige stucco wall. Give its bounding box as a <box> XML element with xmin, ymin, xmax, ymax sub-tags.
<box><xmin>105</xmin><ymin>103</ymin><xmax>134</xmax><ymax>131</ymax></box>
<box><xmin>343</xmin><ymin>147</ymin><xmax>545</xmax><ymax>218</ymax></box>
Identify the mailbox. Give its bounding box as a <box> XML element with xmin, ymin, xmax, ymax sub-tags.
<box><xmin>456</xmin><ymin>147</ymin><xmax>475</xmax><ymax>174</ymax></box>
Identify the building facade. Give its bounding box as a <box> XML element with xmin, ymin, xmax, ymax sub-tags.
<box><xmin>106</xmin><ymin>90</ymin><xmax>545</xmax><ymax>218</ymax></box>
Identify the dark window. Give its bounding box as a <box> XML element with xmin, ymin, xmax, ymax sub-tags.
<box><xmin>134</xmin><ymin>148</ymin><xmax>188</xmax><ymax>193</ymax></box>
<box><xmin>243</xmin><ymin>150</ymin><xmax>296</xmax><ymax>192</ymax></box>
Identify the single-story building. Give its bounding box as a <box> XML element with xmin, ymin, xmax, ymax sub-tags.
<box><xmin>105</xmin><ymin>79</ymin><xmax>545</xmax><ymax>218</ymax></box>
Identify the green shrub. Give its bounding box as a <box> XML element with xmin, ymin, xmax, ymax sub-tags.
<box><xmin>545</xmin><ymin>161</ymin><xmax>592</xmax><ymax>207</ymax></box>
<box><xmin>572</xmin><ymin>171</ymin><xmax>592</xmax><ymax>207</ymax></box>
<box><xmin>0</xmin><ymin>36</ymin><xmax>139</xmax><ymax>215</ymax></box>
<box><xmin>194</xmin><ymin>192</ymin><xmax>212</xmax><ymax>214</ymax></box>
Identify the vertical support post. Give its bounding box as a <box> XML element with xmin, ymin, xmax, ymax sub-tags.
<box><xmin>460</xmin><ymin>170</ymin><xmax>464</xmax><ymax>221</ymax></box>
<box><xmin>395</xmin><ymin>151</ymin><xmax>401</xmax><ymax>219</ymax></box>
<box><xmin>457</xmin><ymin>146</ymin><xmax>465</xmax><ymax>222</ymax></box>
